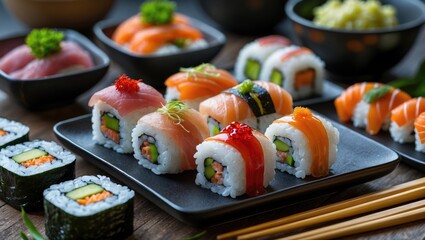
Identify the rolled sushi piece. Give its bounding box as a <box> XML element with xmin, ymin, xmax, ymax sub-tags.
<box><xmin>199</xmin><ymin>80</ymin><xmax>293</xmax><ymax>135</ymax></box>
<box><xmin>0</xmin><ymin>117</ymin><xmax>29</xmax><ymax>149</ymax></box>
<box><xmin>88</xmin><ymin>74</ymin><xmax>166</xmax><ymax>153</ymax></box>
<box><xmin>259</xmin><ymin>45</ymin><xmax>325</xmax><ymax>99</ymax></box>
<box><xmin>235</xmin><ymin>35</ymin><xmax>291</xmax><ymax>82</ymax></box>
<box><xmin>132</xmin><ymin>101</ymin><xmax>209</xmax><ymax>174</ymax></box>
<box><xmin>414</xmin><ymin>112</ymin><xmax>425</xmax><ymax>152</ymax></box>
<box><xmin>265</xmin><ymin>107</ymin><xmax>339</xmax><ymax>179</ymax></box>
<box><xmin>44</xmin><ymin>175</ymin><xmax>134</xmax><ymax>240</ymax></box>
<box><xmin>390</xmin><ymin>97</ymin><xmax>425</xmax><ymax>143</ymax></box>
<box><xmin>0</xmin><ymin>140</ymin><xmax>75</xmax><ymax>210</ymax></box>
<box><xmin>164</xmin><ymin>63</ymin><xmax>238</xmax><ymax>110</ymax></box>
<box><xmin>195</xmin><ymin>122</ymin><xmax>276</xmax><ymax>198</ymax></box>
<box><xmin>334</xmin><ymin>82</ymin><xmax>411</xmax><ymax>135</ymax></box>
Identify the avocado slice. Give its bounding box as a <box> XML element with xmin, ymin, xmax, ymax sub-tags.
<box><xmin>102</xmin><ymin>114</ymin><xmax>119</xmax><ymax>131</ymax></box>
<box><xmin>274</xmin><ymin>139</ymin><xmax>290</xmax><ymax>152</ymax></box>
<box><xmin>12</xmin><ymin>149</ymin><xmax>47</xmax><ymax>163</ymax></box>
<box><xmin>204</xmin><ymin>158</ymin><xmax>215</xmax><ymax>180</ymax></box>
<box><xmin>286</xmin><ymin>154</ymin><xmax>294</xmax><ymax>167</ymax></box>
<box><xmin>270</xmin><ymin>68</ymin><xmax>284</xmax><ymax>86</ymax></box>
<box><xmin>149</xmin><ymin>143</ymin><xmax>159</xmax><ymax>164</ymax></box>
<box><xmin>211</xmin><ymin>125</ymin><xmax>220</xmax><ymax>136</ymax></box>
<box><xmin>244</xmin><ymin>59</ymin><xmax>261</xmax><ymax>80</ymax></box>
<box><xmin>66</xmin><ymin>184</ymin><xmax>104</xmax><ymax>200</ymax></box>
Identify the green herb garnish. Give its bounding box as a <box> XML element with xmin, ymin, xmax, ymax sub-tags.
<box><xmin>180</xmin><ymin>63</ymin><xmax>220</xmax><ymax>79</ymax></box>
<box><xmin>20</xmin><ymin>207</ymin><xmax>46</xmax><ymax>240</ymax></box>
<box><xmin>363</xmin><ymin>85</ymin><xmax>392</xmax><ymax>103</ymax></box>
<box><xmin>25</xmin><ymin>28</ymin><xmax>64</xmax><ymax>59</ymax></box>
<box><xmin>237</xmin><ymin>80</ymin><xmax>255</xmax><ymax>94</ymax></box>
<box><xmin>388</xmin><ymin>59</ymin><xmax>425</xmax><ymax>97</ymax></box>
<box><xmin>157</xmin><ymin>101</ymin><xmax>189</xmax><ymax>131</ymax></box>
<box><xmin>141</xmin><ymin>0</ymin><xmax>175</xmax><ymax>25</ymax></box>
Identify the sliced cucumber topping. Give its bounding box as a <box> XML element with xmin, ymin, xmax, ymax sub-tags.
<box><xmin>12</xmin><ymin>149</ymin><xmax>47</xmax><ymax>163</ymax></box>
<box><xmin>270</xmin><ymin>68</ymin><xmax>284</xmax><ymax>86</ymax></box>
<box><xmin>149</xmin><ymin>143</ymin><xmax>159</xmax><ymax>164</ymax></box>
<box><xmin>244</xmin><ymin>59</ymin><xmax>261</xmax><ymax>80</ymax></box>
<box><xmin>102</xmin><ymin>113</ymin><xmax>119</xmax><ymax>131</ymax></box>
<box><xmin>66</xmin><ymin>184</ymin><xmax>104</xmax><ymax>200</ymax></box>
<box><xmin>274</xmin><ymin>139</ymin><xmax>290</xmax><ymax>152</ymax></box>
<box><xmin>286</xmin><ymin>154</ymin><xmax>294</xmax><ymax>167</ymax></box>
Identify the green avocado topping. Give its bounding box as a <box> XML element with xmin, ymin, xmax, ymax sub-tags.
<box><xmin>25</xmin><ymin>28</ymin><xmax>64</xmax><ymax>59</ymax></box>
<box><xmin>141</xmin><ymin>0</ymin><xmax>176</xmax><ymax>25</ymax></box>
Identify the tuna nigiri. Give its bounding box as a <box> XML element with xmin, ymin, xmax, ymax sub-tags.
<box><xmin>164</xmin><ymin>63</ymin><xmax>238</xmax><ymax>110</ymax></box>
<box><xmin>414</xmin><ymin>112</ymin><xmax>425</xmax><ymax>152</ymax></box>
<box><xmin>390</xmin><ymin>97</ymin><xmax>425</xmax><ymax>143</ymax></box>
<box><xmin>334</xmin><ymin>82</ymin><xmax>411</xmax><ymax>135</ymax></box>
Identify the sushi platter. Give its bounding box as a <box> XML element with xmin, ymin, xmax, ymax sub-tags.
<box><xmin>54</xmin><ymin>113</ymin><xmax>399</xmax><ymax>224</ymax></box>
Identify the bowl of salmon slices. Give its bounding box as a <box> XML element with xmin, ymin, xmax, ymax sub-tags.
<box><xmin>0</xmin><ymin>28</ymin><xmax>110</xmax><ymax>110</ymax></box>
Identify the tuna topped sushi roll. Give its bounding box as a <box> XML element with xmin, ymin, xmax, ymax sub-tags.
<box><xmin>132</xmin><ymin>101</ymin><xmax>209</xmax><ymax>174</ymax></box>
<box><xmin>335</xmin><ymin>82</ymin><xmax>411</xmax><ymax>135</ymax></box>
<box><xmin>259</xmin><ymin>45</ymin><xmax>325</xmax><ymax>99</ymax></box>
<box><xmin>89</xmin><ymin>74</ymin><xmax>166</xmax><ymax>153</ymax></box>
<box><xmin>44</xmin><ymin>175</ymin><xmax>134</xmax><ymax>240</ymax></box>
<box><xmin>199</xmin><ymin>80</ymin><xmax>293</xmax><ymax>135</ymax></box>
<box><xmin>235</xmin><ymin>35</ymin><xmax>291</xmax><ymax>82</ymax></box>
<box><xmin>164</xmin><ymin>63</ymin><xmax>238</xmax><ymax>110</ymax></box>
<box><xmin>414</xmin><ymin>112</ymin><xmax>425</xmax><ymax>152</ymax></box>
<box><xmin>195</xmin><ymin>122</ymin><xmax>276</xmax><ymax>198</ymax></box>
<box><xmin>0</xmin><ymin>140</ymin><xmax>75</xmax><ymax>210</ymax></box>
<box><xmin>265</xmin><ymin>107</ymin><xmax>339</xmax><ymax>179</ymax></box>
<box><xmin>0</xmin><ymin>117</ymin><xmax>29</xmax><ymax>149</ymax></box>
<box><xmin>390</xmin><ymin>97</ymin><xmax>425</xmax><ymax>143</ymax></box>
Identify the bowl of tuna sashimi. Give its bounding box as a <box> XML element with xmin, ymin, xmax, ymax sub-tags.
<box><xmin>93</xmin><ymin>0</ymin><xmax>226</xmax><ymax>90</ymax></box>
<box><xmin>0</xmin><ymin>28</ymin><xmax>110</xmax><ymax>110</ymax></box>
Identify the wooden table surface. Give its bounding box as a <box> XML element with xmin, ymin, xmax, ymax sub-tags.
<box><xmin>1</xmin><ymin>1</ymin><xmax>425</xmax><ymax>239</ymax></box>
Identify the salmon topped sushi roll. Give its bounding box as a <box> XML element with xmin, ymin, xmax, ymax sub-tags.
<box><xmin>334</xmin><ymin>82</ymin><xmax>411</xmax><ymax>135</ymax></box>
<box><xmin>414</xmin><ymin>112</ymin><xmax>425</xmax><ymax>152</ymax></box>
<box><xmin>390</xmin><ymin>97</ymin><xmax>425</xmax><ymax>143</ymax></box>
<box><xmin>199</xmin><ymin>80</ymin><xmax>293</xmax><ymax>135</ymax></box>
<box><xmin>164</xmin><ymin>63</ymin><xmax>238</xmax><ymax>110</ymax></box>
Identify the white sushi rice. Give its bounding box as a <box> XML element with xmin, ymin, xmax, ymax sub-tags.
<box><xmin>0</xmin><ymin>118</ymin><xmax>29</xmax><ymax>146</ymax></box>
<box><xmin>194</xmin><ymin>132</ymin><xmax>276</xmax><ymax>198</ymax></box>
<box><xmin>0</xmin><ymin>140</ymin><xmax>75</xmax><ymax>176</ymax></box>
<box><xmin>92</xmin><ymin>101</ymin><xmax>157</xmax><ymax>153</ymax></box>
<box><xmin>43</xmin><ymin>175</ymin><xmax>134</xmax><ymax>217</ymax></box>
<box><xmin>264</xmin><ymin>115</ymin><xmax>339</xmax><ymax>179</ymax></box>
<box><xmin>414</xmin><ymin>130</ymin><xmax>425</xmax><ymax>153</ymax></box>
<box><xmin>154</xmin><ymin>39</ymin><xmax>208</xmax><ymax>55</ymax></box>
<box><xmin>389</xmin><ymin>121</ymin><xmax>415</xmax><ymax>143</ymax></box>
<box><xmin>259</xmin><ymin>46</ymin><xmax>324</xmax><ymax>100</ymax></box>
<box><xmin>164</xmin><ymin>87</ymin><xmax>205</xmax><ymax>110</ymax></box>
<box><xmin>353</xmin><ymin>101</ymin><xmax>390</xmax><ymax>132</ymax></box>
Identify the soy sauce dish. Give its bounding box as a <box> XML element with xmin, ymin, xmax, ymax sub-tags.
<box><xmin>0</xmin><ymin>29</ymin><xmax>110</xmax><ymax>110</ymax></box>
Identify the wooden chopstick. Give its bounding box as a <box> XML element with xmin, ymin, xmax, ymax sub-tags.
<box><xmin>216</xmin><ymin>177</ymin><xmax>425</xmax><ymax>240</ymax></box>
<box><xmin>279</xmin><ymin>199</ymin><xmax>425</xmax><ymax>240</ymax></box>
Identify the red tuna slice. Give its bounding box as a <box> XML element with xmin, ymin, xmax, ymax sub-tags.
<box><xmin>0</xmin><ymin>45</ymin><xmax>35</xmax><ymax>74</ymax></box>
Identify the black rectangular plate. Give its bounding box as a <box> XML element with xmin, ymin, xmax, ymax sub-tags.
<box><xmin>293</xmin><ymin>80</ymin><xmax>343</xmax><ymax>106</ymax></box>
<box><xmin>53</xmin><ymin>114</ymin><xmax>399</xmax><ymax>225</ymax></box>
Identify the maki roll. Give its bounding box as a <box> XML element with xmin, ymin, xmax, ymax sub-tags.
<box><xmin>390</xmin><ymin>97</ymin><xmax>425</xmax><ymax>143</ymax></box>
<box><xmin>235</xmin><ymin>35</ymin><xmax>291</xmax><ymax>81</ymax></box>
<box><xmin>414</xmin><ymin>112</ymin><xmax>425</xmax><ymax>152</ymax></box>
<box><xmin>335</xmin><ymin>82</ymin><xmax>411</xmax><ymax>135</ymax></box>
<box><xmin>0</xmin><ymin>140</ymin><xmax>75</xmax><ymax>210</ymax></box>
<box><xmin>194</xmin><ymin>122</ymin><xmax>276</xmax><ymax>198</ymax></box>
<box><xmin>0</xmin><ymin>117</ymin><xmax>29</xmax><ymax>149</ymax></box>
<box><xmin>265</xmin><ymin>107</ymin><xmax>339</xmax><ymax>179</ymax></box>
<box><xmin>89</xmin><ymin>74</ymin><xmax>166</xmax><ymax>153</ymax></box>
<box><xmin>164</xmin><ymin>63</ymin><xmax>238</xmax><ymax>110</ymax></box>
<box><xmin>44</xmin><ymin>175</ymin><xmax>134</xmax><ymax>240</ymax></box>
<box><xmin>259</xmin><ymin>45</ymin><xmax>325</xmax><ymax>99</ymax></box>
<box><xmin>199</xmin><ymin>80</ymin><xmax>293</xmax><ymax>135</ymax></box>
<box><xmin>132</xmin><ymin>101</ymin><xmax>209</xmax><ymax>174</ymax></box>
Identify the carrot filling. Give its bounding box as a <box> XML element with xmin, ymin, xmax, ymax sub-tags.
<box><xmin>77</xmin><ymin>190</ymin><xmax>113</xmax><ymax>206</ymax></box>
<box><xmin>101</xmin><ymin>113</ymin><xmax>120</xmax><ymax>143</ymax></box>
<box><xmin>0</xmin><ymin>129</ymin><xmax>7</xmax><ymax>137</ymax></box>
<box><xmin>21</xmin><ymin>155</ymin><xmax>55</xmax><ymax>168</ymax></box>
<box><xmin>294</xmin><ymin>68</ymin><xmax>315</xmax><ymax>91</ymax></box>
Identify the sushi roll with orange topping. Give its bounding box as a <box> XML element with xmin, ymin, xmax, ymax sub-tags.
<box><xmin>414</xmin><ymin>112</ymin><xmax>425</xmax><ymax>153</ymax></box>
<box><xmin>0</xmin><ymin>118</ymin><xmax>29</xmax><ymax>149</ymax></box>
<box><xmin>390</xmin><ymin>97</ymin><xmax>425</xmax><ymax>143</ymax></box>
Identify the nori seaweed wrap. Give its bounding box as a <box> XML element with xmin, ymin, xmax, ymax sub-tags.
<box><xmin>0</xmin><ymin>117</ymin><xmax>29</xmax><ymax>149</ymax></box>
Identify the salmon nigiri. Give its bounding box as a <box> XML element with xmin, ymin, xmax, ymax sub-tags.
<box><xmin>414</xmin><ymin>112</ymin><xmax>425</xmax><ymax>152</ymax></box>
<box><xmin>164</xmin><ymin>63</ymin><xmax>238</xmax><ymax>110</ymax></box>
<box><xmin>199</xmin><ymin>80</ymin><xmax>293</xmax><ymax>135</ymax></box>
<box><xmin>389</xmin><ymin>97</ymin><xmax>425</xmax><ymax>143</ymax></box>
<box><xmin>334</xmin><ymin>82</ymin><xmax>411</xmax><ymax>135</ymax></box>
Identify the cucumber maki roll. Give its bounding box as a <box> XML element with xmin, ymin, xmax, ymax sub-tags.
<box><xmin>43</xmin><ymin>175</ymin><xmax>134</xmax><ymax>240</ymax></box>
<box><xmin>0</xmin><ymin>117</ymin><xmax>29</xmax><ymax>149</ymax></box>
<box><xmin>0</xmin><ymin>140</ymin><xmax>75</xmax><ymax>210</ymax></box>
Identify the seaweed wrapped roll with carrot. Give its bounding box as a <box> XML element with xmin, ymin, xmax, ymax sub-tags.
<box><xmin>0</xmin><ymin>117</ymin><xmax>29</xmax><ymax>149</ymax></box>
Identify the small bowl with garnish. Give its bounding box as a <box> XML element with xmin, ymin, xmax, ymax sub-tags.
<box><xmin>0</xmin><ymin>28</ymin><xmax>110</xmax><ymax>110</ymax></box>
<box><xmin>285</xmin><ymin>0</ymin><xmax>425</xmax><ymax>81</ymax></box>
<box><xmin>93</xmin><ymin>0</ymin><xmax>226</xmax><ymax>90</ymax></box>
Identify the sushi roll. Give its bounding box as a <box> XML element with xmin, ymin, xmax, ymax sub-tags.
<box><xmin>88</xmin><ymin>74</ymin><xmax>166</xmax><ymax>153</ymax></box>
<box><xmin>334</xmin><ymin>82</ymin><xmax>411</xmax><ymax>135</ymax></box>
<box><xmin>0</xmin><ymin>140</ymin><xmax>75</xmax><ymax>210</ymax></box>
<box><xmin>132</xmin><ymin>101</ymin><xmax>209</xmax><ymax>174</ymax></box>
<box><xmin>44</xmin><ymin>175</ymin><xmax>134</xmax><ymax>240</ymax></box>
<box><xmin>259</xmin><ymin>45</ymin><xmax>325</xmax><ymax>99</ymax></box>
<box><xmin>414</xmin><ymin>112</ymin><xmax>425</xmax><ymax>152</ymax></box>
<box><xmin>199</xmin><ymin>80</ymin><xmax>293</xmax><ymax>135</ymax></box>
<box><xmin>264</xmin><ymin>107</ymin><xmax>339</xmax><ymax>179</ymax></box>
<box><xmin>164</xmin><ymin>63</ymin><xmax>238</xmax><ymax>110</ymax></box>
<box><xmin>235</xmin><ymin>35</ymin><xmax>291</xmax><ymax>82</ymax></box>
<box><xmin>390</xmin><ymin>97</ymin><xmax>425</xmax><ymax>143</ymax></box>
<box><xmin>194</xmin><ymin>122</ymin><xmax>276</xmax><ymax>198</ymax></box>
<box><xmin>0</xmin><ymin>117</ymin><xmax>29</xmax><ymax>149</ymax></box>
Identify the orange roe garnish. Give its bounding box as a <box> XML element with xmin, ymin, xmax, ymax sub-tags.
<box><xmin>21</xmin><ymin>155</ymin><xmax>55</xmax><ymax>168</ymax></box>
<box><xmin>0</xmin><ymin>129</ymin><xmax>7</xmax><ymax>137</ymax></box>
<box><xmin>77</xmin><ymin>190</ymin><xmax>113</xmax><ymax>206</ymax></box>
<box><xmin>293</xmin><ymin>107</ymin><xmax>313</xmax><ymax>120</ymax></box>
<box><xmin>115</xmin><ymin>74</ymin><xmax>141</xmax><ymax>93</ymax></box>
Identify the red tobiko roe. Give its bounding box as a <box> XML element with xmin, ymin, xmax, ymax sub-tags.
<box><xmin>115</xmin><ymin>74</ymin><xmax>141</xmax><ymax>93</ymax></box>
<box><xmin>221</xmin><ymin>122</ymin><xmax>254</xmax><ymax>140</ymax></box>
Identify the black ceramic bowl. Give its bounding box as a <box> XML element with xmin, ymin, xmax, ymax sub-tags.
<box><xmin>93</xmin><ymin>17</ymin><xmax>226</xmax><ymax>90</ymax></box>
<box><xmin>0</xmin><ymin>29</ymin><xmax>110</xmax><ymax>110</ymax></box>
<box><xmin>286</xmin><ymin>0</ymin><xmax>425</xmax><ymax>80</ymax></box>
